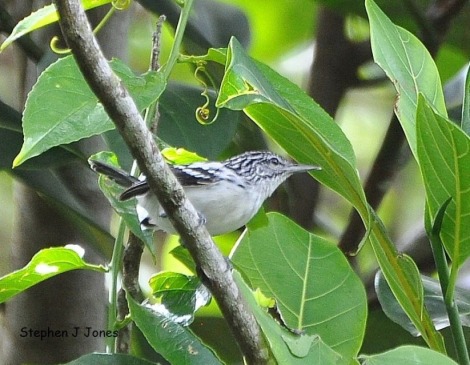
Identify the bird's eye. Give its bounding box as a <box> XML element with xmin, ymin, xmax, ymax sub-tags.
<box><xmin>270</xmin><ymin>157</ymin><xmax>280</xmax><ymax>165</ymax></box>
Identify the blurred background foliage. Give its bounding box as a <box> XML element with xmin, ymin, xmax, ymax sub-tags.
<box><xmin>1</xmin><ymin>0</ymin><xmax>469</xmax><ymax>362</ymax></box>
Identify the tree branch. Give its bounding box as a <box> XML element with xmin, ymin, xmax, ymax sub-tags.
<box><xmin>425</xmin><ymin>0</ymin><xmax>468</xmax><ymax>55</ymax></box>
<box><xmin>122</xmin><ymin>233</ymin><xmax>145</xmax><ymax>303</ymax></box>
<box><xmin>53</xmin><ymin>0</ymin><xmax>270</xmax><ymax>363</ymax></box>
<box><xmin>116</xmin><ymin>233</ymin><xmax>145</xmax><ymax>353</ymax></box>
<box><xmin>307</xmin><ymin>7</ymin><xmax>364</xmax><ymax>116</ymax></box>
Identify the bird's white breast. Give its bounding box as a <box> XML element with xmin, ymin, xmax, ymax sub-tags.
<box><xmin>136</xmin><ymin>180</ymin><xmax>263</xmax><ymax>236</ymax></box>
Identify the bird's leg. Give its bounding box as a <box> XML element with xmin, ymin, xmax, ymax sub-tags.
<box><xmin>196</xmin><ymin>211</ymin><xmax>207</xmax><ymax>227</ymax></box>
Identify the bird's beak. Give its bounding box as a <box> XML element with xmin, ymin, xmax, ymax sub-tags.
<box><xmin>288</xmin><ymin>164</ymin><xmax>321</xmax><ymax>174</ymax></box>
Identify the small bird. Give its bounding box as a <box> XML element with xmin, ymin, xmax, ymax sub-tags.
<box><xmin>90</xmin><ymin>151</ymin><xmax>320</xmax><ymax>236</ymax></box>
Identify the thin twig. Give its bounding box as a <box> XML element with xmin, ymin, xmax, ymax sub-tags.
<box><xmin>53</xmin><ymin>1</ymin><xmax>271</xmax><ymax>363</ymax></box>
<box><xmin>107</xmin><ymin>220</ymin><xmax>127</xmax><ymax>351</ymax></box>
<box><xmin>150</xmin><ymin>15</ymin><xmax>166</xmax><ymax>72</ymax></box>
<box><xmin>149</xmin><ymin>15</ymin><xmax>165</xmax><ymax>135</ymax></box>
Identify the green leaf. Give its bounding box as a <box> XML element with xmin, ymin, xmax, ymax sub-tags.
<box><xmin>366</xmin><ymin>0</ymin><xmax>446</xmax><ymax>157</ymax></box>
<box><xmin>376</xmin><ymin>272</ymin><xmax>470</xmax><ymax>335</ymax></box>
<box><xmin>170</xmin><ymin>246</ymin><xmax>197</xmax><ymax>273</ymax></box>
<box><xmin>179</xmin><ymin>48</ymin><xmax>228</xmax><ymax>65</ymax></box>
<box><xmin>233</xmin><ymin>270</ymin><xmax>342</xmax><ymax>365</ymax></box>
<box><xmin>149</xmin><ymin>272</ymin><xmax>211</xmax><ymax>325</ymax></box>
<box><xmin>62</xmin><ymin>353</ymin><xmax>156</xmax><ymax>365</ymax></box>
<box><xmin>365</xmin><ymin>1</ymin><xmax>450</xmax><ymax>350</ymax></box>
<box><xmin>231</xmin><ymin>213</ymin><xmax>367</xmax><ymax>360</ymax></box>
<box><xmin>0</xmin><ymin>246</ymin><xmax>106</xmax><ymax>304</ymax></box>
<box><xmin>14</xmin><ymin>56</ymin><xmax>166</xmax><ymax>166</ymax></box>
<box><xmin>367</xmin><ymin>217</ymin><xmax>445</xmax><ymax>352</ymax></box>
<box><xmin>462</xmin><ymin>65</ymin><xmax>470</xmax><ymax>135</ymax></box>
<box><xmin>416</xmin><ymin>96</ymin><xmax>470</xmax><ymax>268</ymax></box>
<box><xmin>0</xmin><ymin>102</ymin><xmax>114</xmax><ymax>257</ymax></box>
<box><xmin>127</xmin><ymin>294</ymin><xmax>222</xmax><ymax>364</ymax></box>
<box><xmin>218</xmin><ymin>37</ymin><xmax>369</xmax><ymax>224</ymax></box>
<box><xmin>215</xmin><ymin>37</ymin><xmax>443</xmax><ymax>353</ymax></box>
<box><xmin>0</xmin><ymin>0</ymin><xmax>112</xmax><ymax>52</ymax></box>
<box><xmin>161</xmin><ymin>147</ymin><xmax>207</xmax><ymax>165</ymax></box>
<box><xmin>371</xmin><ymin>243</ymin><xmax>423</xmax><ymax>332</ymax></box>
<box><xmin>217</xmin><ymin>37</ymin><xmax>443</xmax><ymax>353</ymax></box>
<box><xmin>359</xmin><ymin>345</ymin><xmax>458</xmax><ymax>365</ymax></box>
<box><xmin>0</xmin><ymin>99</ymin><xmax>80</xmax><ymax>170</ymax></box>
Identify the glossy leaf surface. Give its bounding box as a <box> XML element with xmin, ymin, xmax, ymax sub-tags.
<box><xmin>232</xmin><ymin>213</ymin><xmax>367</xmax><ymax>360</ymax></box>
<box><xmin>128</xmin><ymin>295</ymin><xmax>222</xmax><ymax>364</ymax></box>
<box><xmin>416</xmin><ymin>96</ymin><xmax>470</xmax><ymax>267</ymax></box>
<box><xmin>0</xmin><ymin>246</ymin><xmax>106</xmax><ymax>304</ymax></box>
<box><xmin>14</xmin><ymin>56</ymin><xmax>166</xmax><ymax>166</ymax></box>
<box><xmin>366</xmin><ymin>0</ymin><xmax>446</xmax><ymax>157</ymax></box>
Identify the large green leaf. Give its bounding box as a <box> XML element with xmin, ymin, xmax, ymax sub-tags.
<box><xmin>217</xmin><ymin>36</ymin><xmax>443</xmax><ymax>351</ymax></box>
<box><xmin>366</xmin><ymin>0</ymin><xmax>446</xmax><ymax>157</ymax></box>
<box><xmin>0</xmin><ymin>246</ymin><xmax>106</xmax><ymax>304</ymax></box>
<box><xmin>0</xmin><ymin>102</ymin><xmax>114</xmax><ymax>257</ymax></box>
<box><xmin>148</xmin><ymin>272</ymin><xmax>211</xmax><ymax>325</ymax></box>
<box><xmin>416</xmin><ymin>96</ymin><xmax>470</xmax><ymax>268</ymax></box>
<box><xmin>217</xmin><ymin>37</ymin><xmax>368</xmax><ymax>220</ymax></box>
<box><xmin>0</xmin><ymin>99</ymin><xmax>80</xmax><ymax>170</ymax></box>
<box><xmin>14</xmin><ymin>56</ymin><xmax>166</xmax><ymax>166</ymax></box>
<box><xmin>127</xmin><ymin>295</ymin><xmax>222</xmax><ymax>364</ymax></box>
<box><xmin>365</xmin><ymin>0</ymin><xmax>449</xmax><ymax>351</ymax></box>
<box><xmin>233</xmin><ymin>270</ymin><xmax>343</xmax><ymax>365</ymax></box>
<box><xmin>232</xmin><ymin>213</ymin><xmax>367</xmax><ymax>361</ymax></box>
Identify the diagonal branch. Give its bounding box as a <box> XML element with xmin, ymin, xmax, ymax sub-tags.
<box><xmin>53</xmin><ymin>0</ymin><xmax>270</xmax><ymax>363</ymax></box>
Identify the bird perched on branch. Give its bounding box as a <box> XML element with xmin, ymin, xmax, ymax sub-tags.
<box><xmin>90</xmin><ymin>151</ymin><xmax>320</xmax><ymax>236</ymax></box>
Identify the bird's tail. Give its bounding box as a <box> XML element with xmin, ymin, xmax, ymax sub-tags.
<box><xmin>89</xmin><ymin>160</ymin><xmax>138</xmax><ymax>188</ymax></box>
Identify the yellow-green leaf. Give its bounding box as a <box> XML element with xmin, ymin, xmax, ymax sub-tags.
<box><xmin>0</xmin><ymin>0</ymin><xmax>112</xmax><ymax>52</ymax></box>
<box><xmin>0</xmin><ymin>246</ymin><xmax>106</xmax><ymax>304</ymax></box>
